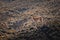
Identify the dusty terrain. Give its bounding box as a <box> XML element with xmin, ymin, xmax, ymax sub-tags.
<box><xmin>0</xmin><ymin>0</ymin><xmax>60</xmax><ymax>40</ymax></box>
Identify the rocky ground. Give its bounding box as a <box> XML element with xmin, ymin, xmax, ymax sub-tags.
<box><xmin>0</xmin><ymin>0</ymin><xmax>60</xmax><ymax>40</ymax></box>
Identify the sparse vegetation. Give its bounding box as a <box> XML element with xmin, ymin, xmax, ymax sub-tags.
<box><xmin>0</xmin><ymin>0</ymin><xmax>60</xmax><ymax>40</ymax></box>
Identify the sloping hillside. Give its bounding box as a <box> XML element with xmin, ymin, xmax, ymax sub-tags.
<box><xmin>0</xmin><ymin>0</ymin><xmax>60</xmax><ymax>40</ymax></box>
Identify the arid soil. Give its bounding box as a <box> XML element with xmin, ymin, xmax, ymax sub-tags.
<box><xmin>0</xmin><ymin>0</ymin><xmax>60</xmax><ymax>40</ymax></box>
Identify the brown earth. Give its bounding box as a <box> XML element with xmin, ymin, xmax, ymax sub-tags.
<box><xmin>0</xmin><ymin>0</ymin><xmax>60</xmax><ymax>40</ymax></box>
